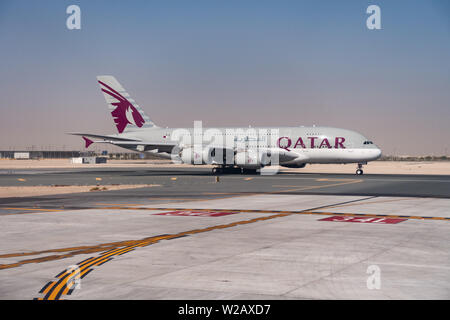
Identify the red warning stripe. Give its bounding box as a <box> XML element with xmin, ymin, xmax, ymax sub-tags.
<box><xmin>154</xmin><ymin>210</ymin><xmax>238</xmax><ymax>217</ymax></box>
<box><xmin>319</xmin><ymin>216</ymin><xmax>407</xmax><ymax>224</ymax></box>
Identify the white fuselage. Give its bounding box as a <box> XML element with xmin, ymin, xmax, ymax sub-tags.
<box><xmin>109</xmin><ymin>126</ymin><xmax>382</xmax><ymax>167</ymax></box>
<box><xmin>79</xmin><ymin>76</ymin><xmax>382</xmax><ymax>173</ymax></box>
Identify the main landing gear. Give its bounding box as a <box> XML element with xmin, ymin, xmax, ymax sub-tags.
<box><xmin>212</xmin><ymin>167</ymin><xmax>222</xmax><ymax>174</ymax></box>
<box><xmin>356</xmin><ymin>163</ymin><xmax>364</xmax><ymax>175</ymax></box>
<box><xmin>212</xmin><ymin>166</ymin><xmax>239</xmax><ymax>174</ymax></box>
<box><xmin>212</xmin><ymin>167</ymin><xmax>257</xmax><ymax>175</ymax></box>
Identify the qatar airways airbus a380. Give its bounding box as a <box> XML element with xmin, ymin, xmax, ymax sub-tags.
<box><xmin>69</xmin><ymin>76</ymin><xmax>382</xmax><ymax>175</ymax></box>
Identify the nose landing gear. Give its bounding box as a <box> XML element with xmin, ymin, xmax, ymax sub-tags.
<box><xmin>356</xmin><ymin>163</ymin><xmax>364</xmax><ymax>175</ymax></box>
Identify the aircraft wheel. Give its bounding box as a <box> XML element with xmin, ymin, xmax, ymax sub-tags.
<box><xmin>356</xmin><ymin>169</ymin><xmax>363</xmax><ymax>175</ymax></box>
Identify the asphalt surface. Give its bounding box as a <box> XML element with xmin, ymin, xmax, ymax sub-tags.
<box><xmin>2</xmin><ymin>167</ymin><xmax>450</xmax><ymax>195</ymax></box>
<box><xmin>1</xmin><ymin>167</ymin><xmax>450</xmax><ymax>215</ymax></box>
<box><xmin>1</xmin><ymin>167</ymin><xmax>449</xmax><ymax>300</ymax></box>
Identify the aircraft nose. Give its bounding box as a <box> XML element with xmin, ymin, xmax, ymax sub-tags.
<box><xmin>374</xmin><ymin>148</ymin><xmax>382</xmax><ymax>159</ymax></box>
<box><xmin>365</xmin><ymin>148</ymin><xmax>382</xmax><ymax>161</ymax></box>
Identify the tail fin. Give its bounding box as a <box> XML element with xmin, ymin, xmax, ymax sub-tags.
<box><xmin>96</xmin><ymin>75</ymin><xmax>157</xmax><ymax>133</ymax></box>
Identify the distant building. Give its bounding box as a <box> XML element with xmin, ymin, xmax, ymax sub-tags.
<box><xmin>0</xmin><ymin>150</ymin><xmax>83</xmax><ymax>159</ymax></box>
<box><xmin>0</xmin><ymin>150</ymin><xmax>163</xmax><ymax>160</ymax></box>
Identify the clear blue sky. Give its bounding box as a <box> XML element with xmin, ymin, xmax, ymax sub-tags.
<box><xmin>0</xmin><ymin>0</ymin><xmax>449</xmax><ymax>155</ymax></box>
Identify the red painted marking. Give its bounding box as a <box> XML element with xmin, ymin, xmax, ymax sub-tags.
<box><xmin>154</xmin><ymin>210</ymin><xmax>238</xmax><ymax>217</ymax></box>
<box><xmin>319</xmin><ymin>216</ymin><xmax>407</xmax><ymax>224</ymax></box>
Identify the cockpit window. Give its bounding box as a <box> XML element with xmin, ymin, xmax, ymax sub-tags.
<box><xmin>363</xmin><ymin>141</ymin><xmax>373</xmax><ymax>145</ymax></box>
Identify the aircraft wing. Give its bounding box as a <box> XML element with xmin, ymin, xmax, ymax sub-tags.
<box><xmin>106</xmin><ymin>141</ymin><xmax>176</xmax><ymax>153</ymax></box>
<box><xmin>68</xmin><ymin>132</ymin><xmax>177</xmax><ymax>153</ymax></box>
<box><xmin>68</xmin><ymin>132</ymin><xmax>141</xmax><ymax>142</ymax></box>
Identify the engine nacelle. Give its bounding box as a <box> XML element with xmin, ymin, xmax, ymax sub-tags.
<box><xmin>180</xmin><ymin>147</ymin><xmax>229</xmax><ymax>165</ymax></box>
<box><xmin>180</xmin><ymin>147</ymin><xmax>210</xmax><ymax>165</ymax></box>
<box><xmin>280</xmin><ymin>163</ymin><xmax>306</xmax><ymax>168</ymax></box>
<box><xmin>234</xmin><ymin>150</ymin><xmax>262</xmax><ymax>169</ymax></box>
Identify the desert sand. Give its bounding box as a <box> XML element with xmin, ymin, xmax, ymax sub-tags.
<box><xmin>0</xmin><ymin>184</ymin><xmax>159</xmax><ymax>198</ymax></box>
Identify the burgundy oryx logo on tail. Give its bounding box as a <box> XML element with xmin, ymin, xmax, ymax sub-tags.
<box><xmin>98</xmin><ymin>80</ymin><xmax>145</xmax><ymax>133</ymax></box>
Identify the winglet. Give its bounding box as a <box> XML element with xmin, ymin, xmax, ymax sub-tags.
<box><xmin>82</xmin><ymin>136</ymin><xmax>94</xmax><ymax>148</ymax></box>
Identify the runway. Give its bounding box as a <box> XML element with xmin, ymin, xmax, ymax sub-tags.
<box><xmin>0</xmin><ymin>167</ymin><xmax>449</xmax><ymax>300</ymax></box>
<box><xmin>2</xmin><ymin>167</ymin><xmax>450</xmax><ymax>200</ymax></box>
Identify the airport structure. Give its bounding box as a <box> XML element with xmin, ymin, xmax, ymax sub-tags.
<box><xmin>0</xmin><ymin>150</ymin><xmax>84</xmax><ymax>159</ymax></box>
<box><xmin>0</xmin><ymin>150</ymin><xmax>162</xmax><ymax>160</ymax></box>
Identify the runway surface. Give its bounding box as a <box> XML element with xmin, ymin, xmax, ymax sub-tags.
<box><xmin>0</xmin><ymin>167</ymin><xmax>449</xmax><ymax>299</ymax></box>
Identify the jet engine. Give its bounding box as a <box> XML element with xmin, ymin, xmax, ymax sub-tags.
<box><xmin>180</xmin><ymin>147</ymin><xmax>232</xmax><ymax>165</ymax></box>
<box><xmin>180</xmin><ymin>147</ymin><xmax>211</xmax><ymax>165</ymax></box>
<box><xmin>234</xmin><ymin>150</ymin><xmax>263</xmax><ymax>169</ymax></box>
<box><xmin>280</xmin><ymin>163</ymin><xmax>306</xmax><ymax>168</ymax></box>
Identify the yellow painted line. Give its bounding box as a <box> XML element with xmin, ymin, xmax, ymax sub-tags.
<box><xmin>94</xmin><ymin>203</ymin><xmax>142</xmax><ymax>206</ymax></box>
<box><xmin>200</xmin><ymin>179</ymin><xmax>363</xmax><ymax>199</ymax></box>
<box><xmin>148</xmin><ymin>198</ymin><xmax>213</xmax><ymax>201</ymax></box>
<box><xmin>315</xmin><ymin>178</ymin><xmax>356</xmax><ymax>182</ymax></box>
<box><xmin>170</xmin><ymin>177</ymin><xmax>177</xmax><ymax>180</ymax></box>
<box><xmin>244</xmin><ymin>178</ymin><xmax>253</xmax><ymax>181</ymax></box>
<box><xmin>272</xmin><ymin>179</ymin><xmax>363</xmax><ymax>193</ymax></box>
<box><xmin>271</xmin><ymin>180</ymin><xmax>363</xmax><ymax>193</ymax></box>
<box><xmin>47</xmin><ymin>269</ymin><xmax>80</xmax><ymax>300</ymax></box>
<box><xmin>60</xmin><ymin>267</ymin><xmax>86</xmax><ymax>296</ymax></box>
<box><xmin>42</xmin><ymin>281</ymin><xmax>58</xmax><ymax>295</ymax></box>
<box><xmin>97</xmin><ymin>206</ymin><xmax>450</xmax><ymax>221</ymax></box>
<box><xmin>17</xmin><ymin>178</ymin><xmax>26</xmax><ymax>182</ymax></box>
<box><xmin>98</xmin><ymin>247</ymin><xmax>134</xmax><ymax>257</ymax></box>
<box><xmin>35</xmin><ymin>205</ymin><xmax>448</xmax><ymax>300</ymax></box>
<box><xmin>61</xmin><ymin>282</ymin><xmax>74</xmax><ymax>296</ymax></box>
<box><xmin>203</xmin><ymin>192</ymin><xmax>251</xmax><ymax>195</ymax></box>
<box><xmin>0</xmin><ymin>243</ymin><xmax>122</xmax><ymax>268</ymax></box>
<box><xmin>431</xmin><ymin>217</ymin><xmax>446</xmax><ymax>220</ymax></box>
<box><xmin>323</xmin><ymin>198</ymin><xmax>412</xmax><ymax>210</ymax></box>
<box><xmin>147</xmin><ymin>198</ymin><xmax>229</xmax><ymax>204</ymax></box>
<box><xmin>272</xmin><ymin>185</ymin><xmax>312</xmax><ymax>188</ymax></box>
<box><xmin>310</xmin><ymin>211</ymin><xmax>448</xmax><ymax>221</ymax></box>
<box><xmin>44</xmin><ymin>243</ymin><xmax>145</xmax><ymax>299</ymax></box>
<box><xmin>1</xmin><ymin>202</ymin><xmax>438</xmax><ymax>225</ymax></box>
<box><xmin>95</xmin><ymin>177</ymin><xmax>102</xmax><ymax>181</ymax></box>
<box><xmin>37</xmin><ymin>211</ymin><xmax>297</xmax><ymax>299</ymax></box>
<box><xmin>8</xmin><ymin>202</ymin><xmax>444</xmax><ymax>278</ymax></box>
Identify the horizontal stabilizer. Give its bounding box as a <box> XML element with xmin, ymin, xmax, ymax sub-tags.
<box><xmin>69</xmin><ymin>133</ymin><xmax>176</xmax><ymax>153</ymax></box>
<box><xmin>110</xmin><ymin>141</ymin><xmax>176</xmax><ymax>153</ymax></box>
<box><xmin>82</xmin><ymin>136</ymin><xmax>94</xmax><ymax>148</ymax></box>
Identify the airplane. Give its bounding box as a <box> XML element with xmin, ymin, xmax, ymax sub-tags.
<box><xmin>69</xmin><ymin>75</ymin><xmax>382</xmax><ymax>175</ymax></box>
